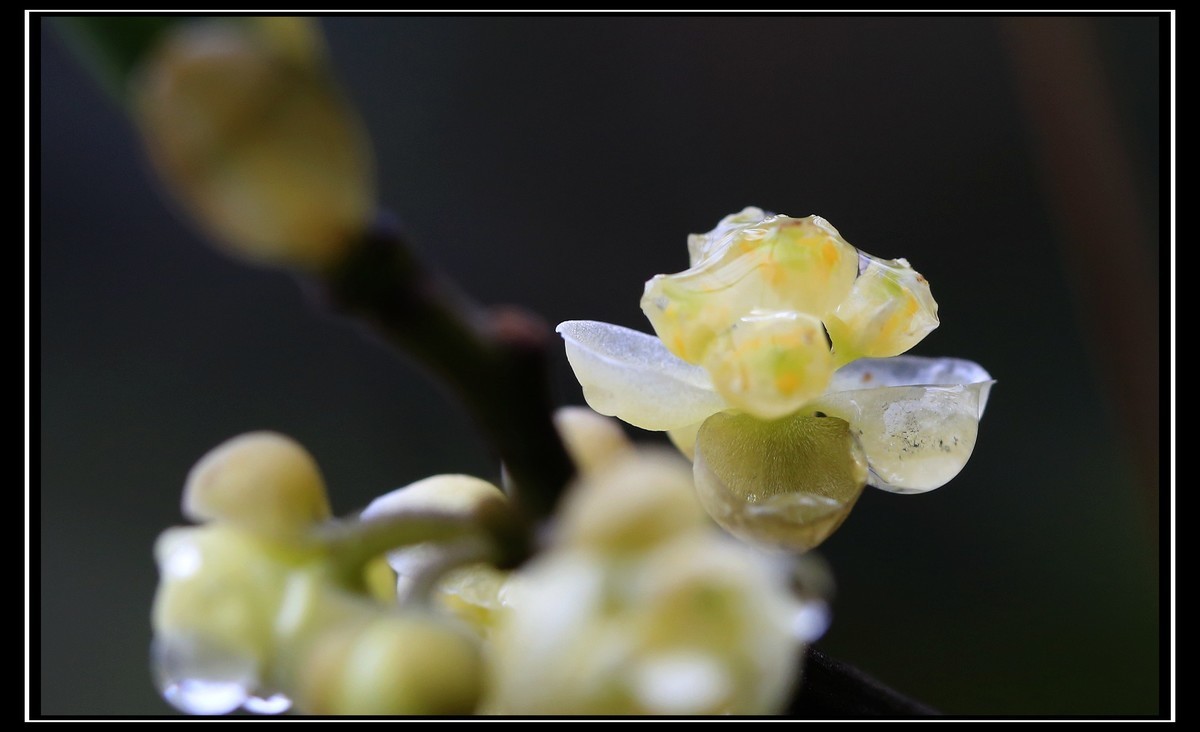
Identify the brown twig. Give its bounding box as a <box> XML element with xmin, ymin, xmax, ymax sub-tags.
<box><xmin>319</xmin><ymin>212</ymin><xmax>576</xmax><ymax>524</ymax></box>
<box><xmin>787</xmin><ymin>646</ymin><xmax>940</xmax><ymax>718</ymax></box>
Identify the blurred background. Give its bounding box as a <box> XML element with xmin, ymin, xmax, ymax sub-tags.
<box><xmin>37</xmin><ymin>14</ymin><xmax>1166</xmax><ymax>717</ymax></box>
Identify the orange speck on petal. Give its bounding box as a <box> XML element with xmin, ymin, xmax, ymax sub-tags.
<box><xmin>821</xmin><ymin>242</ymin><xmax>839</xmax><ymax>269</ymax></box>
<box><xmin>775</xmin><ymin>371</ymin><xmax>800</xmax><ymax>396</ymax></box>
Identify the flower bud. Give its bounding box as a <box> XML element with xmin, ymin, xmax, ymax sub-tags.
<box><xmin>183</xmin><ymin>431</ymin><xmax>331</xmax><ymax>540</ymax></box>
<box><xmin>552</xmin><ymin>406</ymin><xmax>635</xmax><ymax>475</ymax></box>
<box><xmin>554</xmin><ymin>449</ymin><xmax>707</xmax><ymax>553</ymax></box>
<box><xmin>361</xmin><ymin>476</ymin><xmax>509</xmax><ymax>626</ymax></box>
<box><xmin>295</xmin><ymin>614</ymin><xmax>483</xmax><ymax>715</ymax></box>
<box><xmin>132</xmin><ymin>18</ymin><xmax>375</xmax><ymax>270</ymax></box>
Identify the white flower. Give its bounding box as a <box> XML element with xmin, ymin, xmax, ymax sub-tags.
<box><xmin>557</xmin><ymin>208</ymin><xmax>994</xmax><ymax>551</ymax></box>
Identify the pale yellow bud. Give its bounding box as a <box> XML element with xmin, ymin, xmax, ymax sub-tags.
<box><xmin>485</xmin><ymin>534</ymin><xmax>804</xmax><ymax>714</ymax></box>
<box><xmin>295</xmin><ymin>614</ymin><xmax>483</xmax><ymax>715</ymax></box>
<box><xmin>554</xmin><ymin>449</ymin><xmax>708</xmax><ymax>553</ymax></box>
<box><xmin>360</xmin><ymin>476</ymin><xmax>508</xmax><ymax>625</ymax></box>
<box><xmin>552</xmin><ymin>406</ymin><xmax>634</xmax><ymax>474</ymax></box>
<box><xmin>361</xmin><ymin>474</ymin><xmax>507</xmax><ymax>520</ymax></box>
<box><xmin>182</xmin><ymin>431</ymin><xmax>331</xmax><ymax>540</ymax></box>
<box><xmin>133</xmin><ymin>19</ymin><xmax>375</xmax><ymax>270</ymax></box>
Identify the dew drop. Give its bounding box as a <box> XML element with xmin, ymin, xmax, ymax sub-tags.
<box><xmin>163</xmin><ymin>541</ymin><xmax>202</xmax><ymax>580</ymax></box>
<box><xmin>633</xmin><ymin>652</ymin><xmax>732</xmax><ymax>715</ymax></box>
<box><xmin>790</xmin><ymin>600</ymin><xmax>832</xmax><ymax>643</ymax></box>
<box><xmin>152</xmin><ymin>635</ymin><xmax>258</xmax><ymax>715</ymax></box>
<box><xmin>243</xmin><ymin>692</ymin><xmax>293</xmax><ymax>715</ymax></box>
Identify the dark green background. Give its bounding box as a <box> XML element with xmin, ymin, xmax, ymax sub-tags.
<box><xmin>37</xmin><ymin>14</ymin><xmax>1165</xmax><ymax>717</ymax></box>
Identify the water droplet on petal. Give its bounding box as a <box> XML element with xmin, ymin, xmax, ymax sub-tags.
<box><xmin>163</xmin><ymin>540</ymin><xmax>202</xmax><ymax>580</ymax></box>
<box><xmin>632</xmin><ymin>652</ymin><xmax>732</xmax><ymax>715</ymax></box>
<box><xmin>152</xmin><ymin>635</ymin><xmax>259</xmax><ymax>715</ymax></box>
<box><xmin>790</xmin><ymin>600</ymin><xmax>832</xmax><ymax>643</ymax></box>
<box><xmin>243</xmin><ymin>692</ymin><xmax>293</xmax><ymax>715</ymax></box>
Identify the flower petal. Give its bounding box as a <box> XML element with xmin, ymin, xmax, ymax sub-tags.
<box><xmin>692</xmin><ymin>411</ymin><xmax>868</xmax><ymax>552</ymax></box>
<box><xmin>815</xmin><ymin>356</ymin><xmax>994</xmax><ymax>493</ymax></box>
<box><xmin>556</xmin><ymin>320</ymin><xmax>727</xmax><ymax>431</ymax></box>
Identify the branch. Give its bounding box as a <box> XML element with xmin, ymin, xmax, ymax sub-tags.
<box><xmin>787</xmin><ymin>646</ymin><xmax>940</xmax><ymax>718</ymax></box>
<box><xmin>318</xmin><ymin>212</ymin><xmax>576</xmax><ymax>523</ymax></box>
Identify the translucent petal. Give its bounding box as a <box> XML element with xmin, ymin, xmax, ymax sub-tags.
<box><xmin>687</xmin><ymin>206</ymin><xmax>769</xmax><ymax>266</ymax></box>
<box><xmin>640</xmin><ymin>213</ymin><xmax>858</xmax><ymax>364</ymax></box>
<box><xmin>824</xmin><ymin>253</ymin><xmax>939</xmax><ymax>366</ymax></box>
<box><xmin>692</xmin><ymin>411</ymin><xmax>868</xmax><ymax>552</ymax></box>
<box><xmin>557</xmin><ymin>320</ymin><xmax>726</xmax><ymax>431</ymax></box>
<box><xmin>814</xmin><ymin>356</ymin><xmax>994</xmax><ymax>493</ymax></box>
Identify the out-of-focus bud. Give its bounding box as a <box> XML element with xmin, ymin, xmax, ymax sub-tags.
<box><xmin>132</xmin><ymin>18</ymin><xmax>375</xmax><ymax>270</ymax></box>
<box><xmin>182</xmin><ymin>431</ymin><xmax>332</xmax><ymax>540</ymax></box>
<box><xmin>362</xmin><ymin>475</ymin><xmax>510</xmax><ymax>629</ymax></box>
<box><xmin>554</xmin><ymin>448</ymin><xmax>707</xmax><ymax>553</ymax></box>
<box><xmin>294</xmin><ymin>613</ymin><xmax>483</xmax><ymax>715</ymax></box>
<box><xmin>362</xmin><ymin>475</ymin><xmax>508</xmax><ymax>521</ymax></box>
<box><xmin>552</xmin><ymin>406</ymin><xmax>634</xmax><ymax>475</ymax></box>
<box><xmin>485</xmin><ymin>448</ymin><xmax>812</xmax><ymax>715</ymax></box>
<box><xmin>485</xmin><ymin>535</ymin><xmax>804</xmax><ymax>714</ymax></box>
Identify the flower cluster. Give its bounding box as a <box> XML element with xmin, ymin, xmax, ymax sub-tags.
<box><xmin>153</xmin><ymin>413</ymin><xmax>826</xmax><ymax>716</ymax></box>
<box><xmin>558</xmin><ymin>208</ymin><xmax>993</xmax><ymax>551</ymax></box>
<box><xmin>151</xmin><ymin>432</ymin><xmax>485</xmax><ymax>715</ymax></box>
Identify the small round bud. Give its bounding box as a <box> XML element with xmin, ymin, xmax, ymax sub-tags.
<box><xmin>183</xmin><ymin>431</ymin><xmax>331</xmax><ymax>539</ymax></box>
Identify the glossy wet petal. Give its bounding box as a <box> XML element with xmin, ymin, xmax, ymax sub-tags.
<box><xmin>557</xmin><ymin>320</ymin><xmax>725</xmax><ymax>431</ymax></box>
<box><xmin>640</xmin><ymin>213</ymin><xmax>858</xmax><ymax>365</ymax></box>
<box><xmin>825</xmin><ymin>253</ymin><xmax>939</xmax><ymax>366</ymax></box>
<box><xmin>692</xmin><ymin>411</ymin><xmax>868</xmax><ymax>552</ymax></box>
<box><xmin>814</xmin><ymin>355</ymin><xmax>994</xmax><ymax>493</ymax></box>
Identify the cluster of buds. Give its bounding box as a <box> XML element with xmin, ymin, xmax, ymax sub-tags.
<box><xmin>152</xmin><ymin>411</ymin><xmax>827</xmax><ymax>716</ymax></box>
